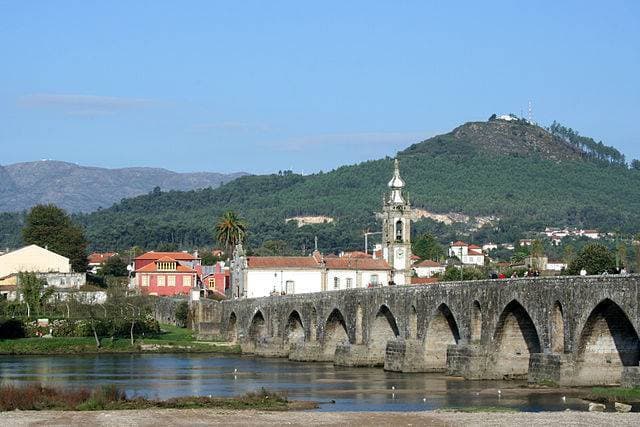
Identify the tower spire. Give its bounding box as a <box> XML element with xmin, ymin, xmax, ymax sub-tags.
<box><xmin>387</xmin><ymin>158</ymin><xmax>405</xmax><ymax>204</ymax></box>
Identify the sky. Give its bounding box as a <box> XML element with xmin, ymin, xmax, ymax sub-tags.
<box><xmin>1</xmin><ymin>1</ymin><xmax>638</xmax><ymax>174</ymax></box>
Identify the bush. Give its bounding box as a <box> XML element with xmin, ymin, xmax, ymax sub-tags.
<box><xmin>0</xmin><ymin>318</ymin><xmax>26</xmax><ymax>339</ymax></box>
<box><xmin>175</xmin><ymin>301</ymin><xmax>189</xmax><ymax>327</ymax></box>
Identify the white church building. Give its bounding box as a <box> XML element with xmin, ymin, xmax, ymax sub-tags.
<box><xmin>230</xmin><ymin>159</ymin><xmax>414</xmax><ymax>299</ymax></box>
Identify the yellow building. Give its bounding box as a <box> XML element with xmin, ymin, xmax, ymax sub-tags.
<box><xmin>0</xmin><ymin>244</ymin><xmax>71</xmax><ymax>279</ymax></box>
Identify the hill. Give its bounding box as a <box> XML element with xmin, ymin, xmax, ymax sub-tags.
<box><xmin>1</xmin><ymin>118</ymin><xmax>638</xmax><ymax>253</ymax></box>
<box><xmin>0</xmin><ymin>161</ymin><xmax>247</xmax><ymax>213</ymax></box>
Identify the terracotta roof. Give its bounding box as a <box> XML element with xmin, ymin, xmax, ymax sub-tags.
<box><xmin>87</xmin><ymin>252</ymin><xmax>117</xmax><ymax>264</ymax></box>
<box><xmin>135</xmin><ymin>263</ymin><xmax>196</xmax><ymax>273</ymax></box>
<box><xmin>411</xmin><ymin>277</ymin><xmax>439</xmax><ymax>285</ymax></box>
<box><xmin>135</xmin><ymin>251</ymin><xmax>196</xmax><ymax>261</ymax></box>
<box><xmin>247</xmin><ymin>256</ymin><xmax>321</xmax><ymax>269</ymax></box>
<box><xmin>451</xmin><ymin>241</ymin><xmax>468</xmax><ymax>247</ymax></box>
<box><xmin>410</xmin><ymin>254</ymin><xmax>421</xmax><ymax>260</ymax></box>
<box><xmin>468</xmin><ymin>244</ymin><xmax>481</xmax><ymax>250</ymax></box>
<box><xmin>468</xmin><ymin>249</ymin><xmax>484</xmax><ymax>256</ymax></box>
<box><xmin>155</xmin><ymin>256</ymin><xmax>178</xmax><ymax>263</ymax></box>
<box><xmin>415</xmin><ymin>259</ymin><xmax>442</xmax><ymax>268</ymax></box>
<box><xmin>341</xmin><ymin>251</ymin><xmax>373</xmax><ymax>259</ymax></box>
<box><xmin>325</xmin><ymin>258</ymin><xmax>390</xmax><ymax>271</ymax></box>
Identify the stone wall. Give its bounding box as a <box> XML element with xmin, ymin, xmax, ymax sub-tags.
<box><xmin>194</xmin><ymin>274</ymin><xmax>640</xmax><ymax>386</ymax></box>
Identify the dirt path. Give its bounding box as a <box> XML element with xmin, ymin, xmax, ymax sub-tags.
<box><xmin>3</xmin><ymin>409</ymin><xmax>640</xmax><ymax>426</ymax></box>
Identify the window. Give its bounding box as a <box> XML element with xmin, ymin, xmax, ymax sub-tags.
<box><xmin>157</xmin><ymin>276</ymin><xmax>165</xmax><ymax>286</ymax></box>
<box><xmin>333</xmin><ymin>277</ymin><xmax>340</xmax><ymax>289</ymax></box>
<box><xmin>286</xmin><ymin>280</ymin><xmax>295</xmax><ymax>294</ymax></box>
<box><xmin>370</xmin><ymin>274</ymin><xmax>379</xmax><ymax>285</ymax></box>
<box><xmin>157</xmin><ymin>261</ymin><xmax>176</xmax><ymax>271</ymax></box>
<box><xmin>141</xmin><ymin>275</ymin><xmax>149</xmax><ymax>287</ymax></box>
<box><xmin>167</xmin><ymin>275</ymin><xmax>176</xmax><ymax>287</ymax></box>
<box><xmin>395</xmin><ymin>220</ymin><xmax>403</xmax><ymax>242</ymax></box>
<box><xmin>346</xmin><ymin>278</ymin><xmax>353</xmax><ymax>289</ymax></box>
<box><xmin>208</xmin><ymin>278</ymin><xmax>216</xmax><ymax>289</ymax></box>
<box><xmin>184</xmin><ymin>276</ymin><xmax>192</xmax><ymax>287</ymax></box>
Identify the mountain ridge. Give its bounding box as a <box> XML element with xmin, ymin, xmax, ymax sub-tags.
<box><xmin>0</xmin><ymin>160</ymin><xmax>247</xmax><ymax>213</ymax></box>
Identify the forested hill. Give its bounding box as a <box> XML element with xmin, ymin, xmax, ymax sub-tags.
<box><xmin>2</xmin><ymin>118</ymin><xmax>639</xmax><ymax>253</ymax></box>
<box><xmin>0</xmin><ymin>161</ymin><xmax>247</xmax><ymax>213</ymax></box>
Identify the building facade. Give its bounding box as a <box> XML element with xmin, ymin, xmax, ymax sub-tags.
<box><xmin>135</xmin><ymin>255</ymin><xmax>197</xmax><ymax>296</ymax></box>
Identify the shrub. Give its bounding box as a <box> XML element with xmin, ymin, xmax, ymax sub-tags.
<box><xmin>175</xmin><ymin>301</ymin><xmax>189</xmax><ymax>327</ymax></box>
<box><xmin>0</xmin><ymin>318</ymin><xmax>26</xmax><ymax>339</ymax></box>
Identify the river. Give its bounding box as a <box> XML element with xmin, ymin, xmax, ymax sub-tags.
<box><xmin>0</xmin><ymin>354</ymin><xmax>592</xmax><ymax>412</ymax></box>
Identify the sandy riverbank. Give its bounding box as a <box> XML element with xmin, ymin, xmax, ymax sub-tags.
<box><xmin>4</xmin><ymin>409</ymin><xmax>640</xmax><ymax>426</ymax></box>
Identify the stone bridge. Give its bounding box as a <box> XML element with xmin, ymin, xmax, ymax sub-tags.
<box><xmin>194</xmin><ymin>275</ymin><xmax>640</xmax><ymax>386</ymax></box>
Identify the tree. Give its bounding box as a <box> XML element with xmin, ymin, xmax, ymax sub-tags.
<box><xmin>631</xmin><ymin>159</ymin><xmax>640</xmax><ymax>171</ymax></box>
<box><xmin>17</xmin><ymin>272</ymin><xmax>54</xmax><ymax>318</ymax></box>
<box><xmin>99</xmin><ymin>256</ymin><xmax>129</xmax><ymax>277</ymax></box>
<box><xmin>440</xmin><ymin>265</ymin><xmax>486</xmax><ymax>282</ymax></box>
<box><xmin>412</xmin><ymin>234</ymin><xmax>445</xmax><ymax>261</ymax></box>
<box><xmin>566</xmin><ymin>243</ymin><xmax>616</xmax><ymax>275</ymax></box>
<box><xmin>215</xmin><ymin>211</ymin><xmax>247</xmax><ymax>256</ymax></box>
<box><xmin>22</xmin><ymin>204</ymin><xmax>88</xmax><ymax>272</ymax></box>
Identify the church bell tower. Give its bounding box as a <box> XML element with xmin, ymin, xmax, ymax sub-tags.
<box><xmin>380</xmin><ymin>159</ymin><xmax>413</xmax><ymax>285</ymax></box>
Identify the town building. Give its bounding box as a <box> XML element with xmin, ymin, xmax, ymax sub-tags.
<box><xmin>547</xmin><ymin>259</ymin><xmax>568</xmax><ymax>272</ymax></box>
<box><xmin>200</xmin><ymin>261</ymin><xmax>230</xmax><ymax>297</ymax></box>
<box><xmin>134</xmin><ymin>254</ymin><xmax>198</xmax><ymax>297</ymax></box>
<box><xmin>87</xmin><ymin>252</ymin><xmax>118</xmax><ymax>274</ymax></box>
<box><xmin>230</xmin><ymin>249</ymin><xmax>390</xmax><ymax>299</ymax></box>
<box><xmin>0</xmin><ymin>245</ymin><xmax>85</xmax><ymax>300</ymax></box>
<box><xmin>413</xmin><ymin>259</ymin><xmax>446</xmax><ymax>278</ymax></box>
<box><xmin>448</xmin><ymin>241</ymin><xmax>485</xmax><ymax>266</ymax></box>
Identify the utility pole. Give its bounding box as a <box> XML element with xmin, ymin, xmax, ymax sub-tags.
<box><xmin>363</xmin><ymin>231</ymin><xmax>382</xmax><ymax>254</ymax></box>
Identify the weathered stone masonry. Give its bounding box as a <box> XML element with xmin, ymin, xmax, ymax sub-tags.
<box><xmin>193</xmin><ymin>275</ymin><xmax>640</xmax><ymax>386</ymax></box>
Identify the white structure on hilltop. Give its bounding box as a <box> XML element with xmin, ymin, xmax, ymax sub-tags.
<box><xmin>378</xmin><ymin>159</ymin><xmax>415</xmax><ymax>285</ymax></box>
<box><xmin>448</xmin><ymin>241</ymin><xmax>485</xmax><ymax>266</ymax></box>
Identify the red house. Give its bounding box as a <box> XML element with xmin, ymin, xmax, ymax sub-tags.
<box><xmin>200</xmin><ymin>262</ymin><xmax>229</xmax><ymax>298</ymax></box>
<box><xmin>134</xmin><ymin>252</ymin><xmax>199</xmax><ymax>296</ymax></box>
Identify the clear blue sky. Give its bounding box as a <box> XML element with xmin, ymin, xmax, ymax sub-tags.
<box><xmin>1</xmin><ymin>1</ymin><xmax>638</xmax><ymax>174</ymax></box>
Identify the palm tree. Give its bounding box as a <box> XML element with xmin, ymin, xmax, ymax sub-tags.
<box><xmin>215</xmin><ymin>211</ymin><xmax>247</xmax><ymax>257</ymax></box>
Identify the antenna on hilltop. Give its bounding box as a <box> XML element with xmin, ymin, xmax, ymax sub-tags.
<box><xmin>528</xmin><ymin>100</ymin><xmax>533</xmax><ymax>123</ymax></box>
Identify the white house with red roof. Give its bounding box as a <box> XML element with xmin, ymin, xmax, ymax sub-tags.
<box><xmin>230</xmin><ymin>247</ymin><xmax>391</xmax><ymax>299</ymax></box>
<box><xmin>448</xmin><ymin>241</ymin><xmax>485</xmax><ymax>266</ymax></box>
<box><xmin>413</xmin><ymin>259</ymin><xmax>446</xmax><ymax>278</ymax></box>
<box><xmin>87</xmin><ymin>252</ymin><xmax>118</xmax><ymax>274</ymax></box>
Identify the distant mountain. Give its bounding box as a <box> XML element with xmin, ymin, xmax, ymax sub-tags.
<box><xmin>2</xmin><ymin>118</ymin><xmax>638</xmax><ymax>254</ymax></box>
<box><xmin>0</xmin><ymin>161</ymin><xmax>247</xmax><ymax>213</ymax></box>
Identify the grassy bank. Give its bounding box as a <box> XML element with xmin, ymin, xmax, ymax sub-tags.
<box><xmin>583</xmin><ymin>387</ymin><xmax>640</xmax><ymax>404</ymax></box>
<box><xmin>0</xmin><ymin>384</ymin><xmax>316</xmax><ymax>412</ymax></box>
<box><xmin>0</xmin><ymin>324</ymin><xmax>240</xmax><ymax>355</ymax></box>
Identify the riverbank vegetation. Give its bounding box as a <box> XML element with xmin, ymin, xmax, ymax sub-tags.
<box><xmin>584</xmin><ymin>387</ymin><xmax>640</xmax><ymax>404</ymax></box>
<box><xmin>0</xmin><ymin>384</ymin><xmax>315</xmax><ymax>411</ymax></box>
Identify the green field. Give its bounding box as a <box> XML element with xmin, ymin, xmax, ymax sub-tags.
<box><xmin>0</xmin><ymin>324</ymin><xmax>240</xmax><ymax>355</ymax></box>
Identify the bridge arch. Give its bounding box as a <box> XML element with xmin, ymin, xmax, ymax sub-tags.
<box><xmin>492</xmin><ymin>299</ymin><xmax>541</xmax><ymax>379</ymax></box>
<box><xmin>248</xmin><ymin>309</ymin><xmax>268</xmax><ymax>341</ymax></box>
<box><xmin>423</xmin><ymin>303</ymin><xmax>460</xmax><ymax>371</ymax></box>
<box><xmin>227</xmin><ymin>312</ymin><xmax>238</xmax><ymax>343</ymax></box>
<box><xmin>322</xmin><ymin>308</ymin><xmax>350</xmax><ymax>359</ymax></box>
<box><xmin>285</xmin><ymin>310</ymin><xmax>305</xmax><ymax>344</ymax></box>
<box><xmin>369</xmin><ymin>304</ymin><xmax>400</xmax><ymax>352</ymax></box>
<box><xmin>575</xmin><ymin>298</ymin><xmax>640</xmax><ymax>385</ymax></box>
<box><xmin>470</xmin><ymin>300</ymin><xmax>482</xmax><ymax>343</ymax></box>
<box><xmin>550</xmin><ymin>301</ymin><xmax>565</xmax><ymax>353</ymax></box>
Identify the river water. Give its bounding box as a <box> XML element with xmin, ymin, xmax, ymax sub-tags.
<box><xmin>0</xmin><ymin>354</ymin><xmax>593</xmax><ymax>412</ymax></box>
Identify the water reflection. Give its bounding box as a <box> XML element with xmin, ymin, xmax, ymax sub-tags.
<box><xmin>0</xmin><ymin>354</ymin><xmax>588</xmax><ymax>412</ymax></box>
